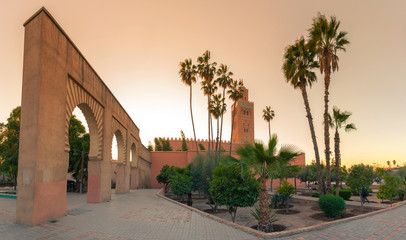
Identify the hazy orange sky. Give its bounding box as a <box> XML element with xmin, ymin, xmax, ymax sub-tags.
<box><xmin>1</xmin><ymin>0</ymin><xmax>405</xmax><ymax>166</ymax></box>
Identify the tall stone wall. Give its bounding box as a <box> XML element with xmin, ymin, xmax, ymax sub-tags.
<box><xmin>155</xmin><ymin>137</ymin><xmax>243</xmax><ymax>152</ymax></box>
<box><xmin>17</xmin><ymin>8</ymin><xmax>150</xmax><ymax>226</ymax></box>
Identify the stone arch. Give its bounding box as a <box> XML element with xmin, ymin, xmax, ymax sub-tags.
<box><xmin>129</xmin><ymin>142</ymin><xmax>138</xmax><ymax>189</ymax></box>
<box><xmin>130</xmin><ymin>143</ymin><xmax>137</xmax><ymax>166</ymax></box>
<box><xmin>65</xmin><ymin>78</ymin><xmax>103</xmax><ymax>160</ymax></box>
<box><xmin>112</xmin><ymin>129</ymin><xmax>125</xmax><ymax>163</ymax></box>
<box><xmin>111</xmin><ymin>117</ymin><xmax>127</xmax><ymax>163</ymax></box>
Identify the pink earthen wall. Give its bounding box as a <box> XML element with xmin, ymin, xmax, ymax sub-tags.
<box><xmin>159</xmin><ymin>138</ymin><xmax>242</xmax><ymax>152</ymax></box>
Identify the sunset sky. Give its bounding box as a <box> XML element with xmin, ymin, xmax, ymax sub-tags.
<box><xmin>1</xmin><ymin>0</ymin><xmax>405</xmax><ymax>167</ymax></box>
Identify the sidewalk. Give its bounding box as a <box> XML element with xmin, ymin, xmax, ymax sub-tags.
<box><xmin>1</xmin><ymin>189</ymin><xmax>405</xmax><ymax>239</ymax></box>
<box><xmin>0</xmin><ymin>189</ymin><xmax>258</xmax><ymax>240</ymax></box>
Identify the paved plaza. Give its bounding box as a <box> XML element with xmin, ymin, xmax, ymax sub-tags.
<box><xmin>0</xmin><ymin>189</ymin><xmax>406</xmax><ymax>239</ymax></box>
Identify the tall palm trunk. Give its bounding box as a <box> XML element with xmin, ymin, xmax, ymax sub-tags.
<box><xmin>258</xmin><ymin>178</ymin><xmax>273</xmax><ymax>232</ymax></box>
<box><xmin>324</xmin><ymin>69</ymin><xmax>332</xmax><ymax>193</ymax></box>
<box><xmin>299</xmin><ymin>82</ymin><xmax>322</xmax><ymax>194</ymax></box>
<box><xmin>268</xmin><ymin>121</ymin><xmax>271</xmax><ymax>140</ymax></box>
<box><xmin>207</xmin><ymin>94</ymin><xmax>211</xmax><ymax>152</ymax></box>
<box><xmin>216</xmin><ymin>118</ymin><xmax>219</xmax><ymax>150</ymax></box>
<box><xmin>334</xmin><ymin>129</ymin><xmax>340</xmax><ymax>196</ymax></box>
<box><xmin>189</xmin><ymin>85</ymin><xmax>198</xmax><ymax>152</ymax></box>
<box><xmin>210</xmin><ymin>116</ymin><xmax>214</xmax><ymax>149</ymax></box>
<box><xmin>229</xmin><ymin>101</ymin><xmax>237</xmax><ymax>155</ymax></box>
<box><xmin>219</xmin><ymin>88</ymin><xmax>226</xmax><ymax>152</ymax></box>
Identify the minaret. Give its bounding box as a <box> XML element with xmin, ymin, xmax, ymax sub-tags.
<box><xmin>231</xmin><ymin>84</ymin><xmax>254</xmax><ymax>144</ymax></box>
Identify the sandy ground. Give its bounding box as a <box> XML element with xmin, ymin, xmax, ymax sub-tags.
<box><xmin>188</xmin><ymin>188</ymin><xmax>394</xmax><ymax>232</ymax></box>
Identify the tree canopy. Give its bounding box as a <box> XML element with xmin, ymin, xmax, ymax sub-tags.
<box><xmin>0</xmin><ymin>106</ymin><xmax>21</xmax><ymax>189</ymax></box>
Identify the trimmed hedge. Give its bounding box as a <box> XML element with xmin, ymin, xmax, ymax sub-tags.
<box><xmin>339</xmin><ymin>189</ymin><xmax>352</xmax><ymax>200</ymax></box>
<box><xmin>311</xmin><ymin>192</ymin><xmax>320</xmax><ymax>198</ymax></box>
<box><xmin>318</xmin><ymin>194</ymin><xmax>346</xmax><ymax>218</ymax></box>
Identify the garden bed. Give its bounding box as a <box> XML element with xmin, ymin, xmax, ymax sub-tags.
<box><xmin>166</xmin><ymin>192</ymin><xmax>382</xmax><ymax>233</ymax></box>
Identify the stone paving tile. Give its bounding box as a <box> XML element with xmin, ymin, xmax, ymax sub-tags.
<box><xmin>0</xmin><ymin>189</ymin><xmax>257</xmax><ymax>240</ymax></box>
<box><xmin>274</xmin><ymin>201</ymin><xmax>406</xmax><ymax>240</ymax></box>
<box><xmin>2</xmin><ymin>189</ymin><xmax>406</xmax><ymax>239</ymax></box>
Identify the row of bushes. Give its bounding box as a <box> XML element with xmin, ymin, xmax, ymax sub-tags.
<box><xmin>312</xmin><ymin>189</ymin><xmax>352</xmax><ymax>200</ymax></box>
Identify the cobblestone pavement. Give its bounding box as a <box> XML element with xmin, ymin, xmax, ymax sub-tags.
<box><xmin>1</xmin><ymin>189</ymin><xmax>406</xmax><ymax>239</ymax></box>
<box><xmin>273</xmin><ymin>204</ymin><xmax>406</xmax><ymax>240</ymax></box>
<box><xmin>0</xmin><ymin>189</ymin><xmax>258</xmax><ymax>240</ymax></box>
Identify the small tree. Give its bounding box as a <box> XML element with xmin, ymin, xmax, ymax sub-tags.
<box><xmin>346</xmin><ymin>164</ymin><xmax>374</xmax><ymax>208</ymax></box>
<box><xmin>156</xmin><ymin>165</ymin><xmax>176</xmax><ymax>193</ymax></box>
<box><xmin>180</xmin><ymin>130</ymin><xmax>188</xmax><ymax>151</ymax></box>
<box><xmin>0</xmin><ymin>106</ymin><xmax>21</xmax><ymax>190</ymax></box>
<box><xmin>209</xmin><ymin>164</ymin><xmax>260</xmax><ymax>222</ymax></box>
<box><xmin>276</xmin><ymin>181</ymin><xmax>295</xmax><ymax>213</ymax></box>
<box><xmin>161</xmin><ymin>138</ymin><xmax>173</xmax><ymax>151</ymax></box>
<box><xmin>154</xmin><ymin>137</ymin><xmax>162</xmax><ymax>151</ymax></box>
<box><xmin>198</xmin><ymin>144</ymin><xmax>205</xmax><ymax>151</ymax></box>
<box><xmin>377</xmin><ymin>175</ymin><xmax>402</xmax><ymax>206</ymax></box>
<box><xmin>147</xmin><ymin>143</ymin><xmax>154</xmax><ymax>151</ymax></box>
<box><xmin>189</xmin><ymin>152</ymin><xmax>221</xmax><ymax>211</ymax></box>
<box><xmin>374</xmin><ymin>166</ymin><xmax>386</xmax><ymax>184</ymax></box>
<box><xmin>299</xmin><ymin>163</ymin><xmax>317</xmax><ymax>193</ymax></box>
<box><xmin>396</xmin><ymin>166</ymin><xmax>406</xmax><ymax>181</ymax></box>
<box><xmin>170</xmin><ymin>172</ymin><xmax>193</xmax><ymax>202</ymax></box>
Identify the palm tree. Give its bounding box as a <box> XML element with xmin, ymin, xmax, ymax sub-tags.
<box><xmin>198</xmin><ymin>51</ymin><xmax>217</xmax><ymax>151</ymax></box>
<box><xmin>215</xmin><ymin>64</ymin><xmax>233</xmax><ymax>151</ymax></box>
<box><xmin>308</xmin><ymin>13</ymin><xmax>350</xmax><ymax>192</ymax></box>
<box><xmin>209</xmin><ymin>94</ymin><xmax>226</xmax><ymax>151</ymax></box>
<box><xmin>201</xmin><ymin>80</ymin><xmax>218</xmax><ymax>149</ymax></box>
<box><xmin>179</xmin><ymin>58</ymin><xmax>198</xmax><ymax>151</ymax></box>
<box><xmin>282</xmin><ymin>37</ymin><xmax>324</xmax><ymax>193</ymax></box>
<box><xmin>328</xmin><ymin>107</ymin><xmax>356</xmax><ymax>196</ymax></box>
<box><xmin>262</xmin><ymin>106</ymin><xmax>275</xmax><ymax>140</ymax></box>
<box><xmin>224</xmin><ymin>135</ymin><xmax>301</xmax><ymax>232</ymax></box>
<box><xmin>227</xmin><ymin>79</ymin><xmax>243</xmax><ymax>155</ymax></box>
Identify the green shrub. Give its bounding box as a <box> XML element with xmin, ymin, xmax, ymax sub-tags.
<box><xmin>276</xmin><ymin>181</ymin><xmax>296</xmax><ymax>212</ymax></box>
<box><xmin>157</xmin><ymin>165</ymin><xmax>176</xmax><ymax>193</ymax></box>
<box><xmin>339</xmin><ymin>189</ymin><xmax>352</xmax><ymax>200</ymax></box>
<box><xmin>318</xmin><ymin>194</ymin><xmax>346</xmax><ymax>218</ymax></box>
<box><xmin>311</xmin><ymin>192</ymin><xmax>320</xmax><ymax>198</ymax></box>
<box><xmin>251</xmin><ymin>206</ymin><xmax>278</xmax><ymax>225</ymax></box>
<box><xmin>398</xmin><ymin>189</ymin><xmax>405</xmax><ymax>201</ymax></box>
<box><xmin>271</xmin><ymin>194</ymin><xmax>282</xmax><ymax>208</ymax></box>
<box><xmin>170</xmin><ymin>173</ymin><xmax>193</xmax><ymax>201</ymax></box>
<box><xmin>209</xmin><ymin>164</ymin><xmax>259</xmax><ymax>222</ymax></box>
<box><xmin>377</xmin><ymin>175</ymin><xmax>402</xmax><ymax>206</ymax></box>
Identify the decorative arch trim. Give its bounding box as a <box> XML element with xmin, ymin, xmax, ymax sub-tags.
<box><xmin>65</xmin><ymin>77</ymin><xmax>104</xmax><ymax>160</ymax></box>
<box><xmin>112</xmin><ymin>117</ymin><xmax>127</xmax><ymax>163</ymax></box>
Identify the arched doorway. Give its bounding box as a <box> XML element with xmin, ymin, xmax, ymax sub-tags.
<box><xmin>66</xmin><ymin>105</ymin><xmax>97</xmax><ymax>202</ymax></box>
<box><xmin>130</xmin><ymin>143</ymin><xmax>137</xmax><ymax>189</ymax></box>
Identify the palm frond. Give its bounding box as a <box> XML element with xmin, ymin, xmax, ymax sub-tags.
<box><xmin>345</xmin><ymin>123</ymin><xmax>356</xmax><ymax>132</ymax></box>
